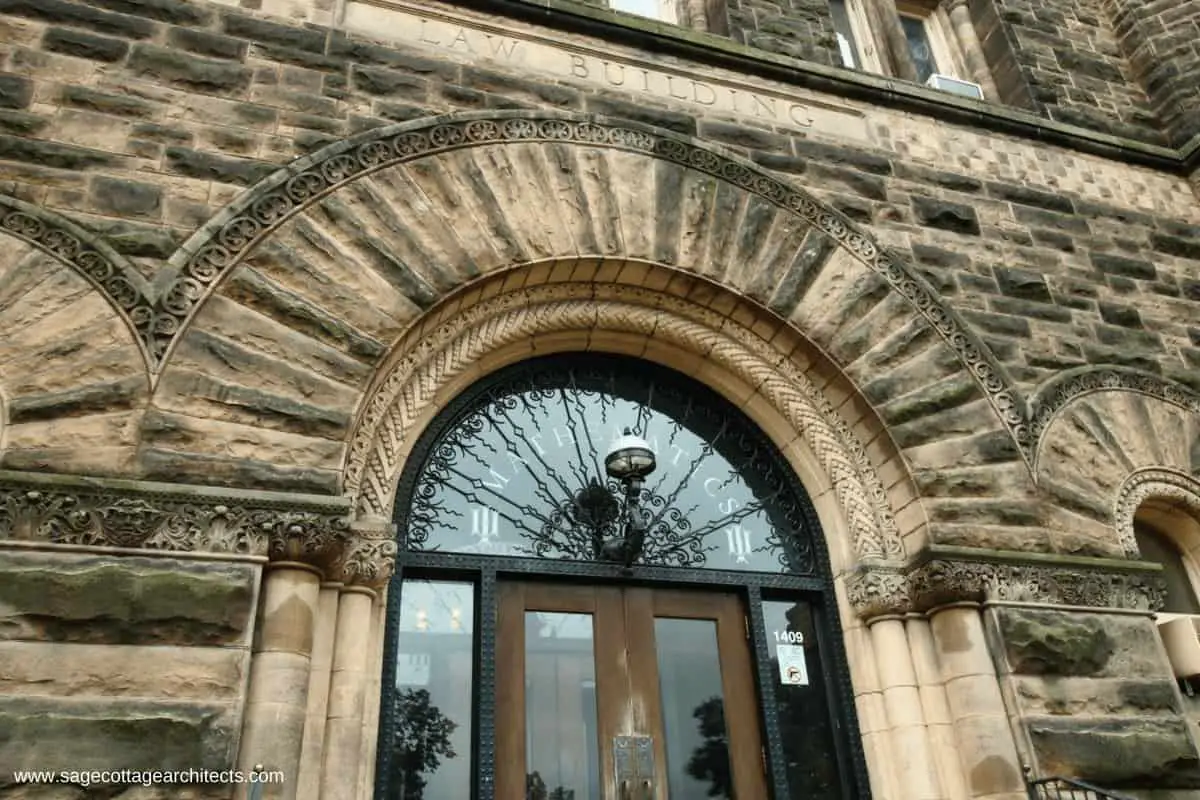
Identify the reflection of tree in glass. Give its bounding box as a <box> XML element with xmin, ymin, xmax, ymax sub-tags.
<box><xmin>389</xmin><ymin>688</ymin><xmax>457</xmax><ymax>799</ymax></box>
<box><xmin>525</xmin><ymin>772</ymin><xmax>575</xmax><ymax>800</ymax></box>
<box><xmin>686</xmin><ymin>696</ymin><xmax>732</xmax><ymax>798</ymax></box>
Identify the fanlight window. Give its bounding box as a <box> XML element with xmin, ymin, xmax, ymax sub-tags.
<box><xmin>398</xmin><ymin>354</ymin><xmax>820</xmax><ymax>575</ymax></box>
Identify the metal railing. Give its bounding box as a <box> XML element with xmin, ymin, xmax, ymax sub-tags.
<box><xmin>1027</xmin><ymin>776</ymin><xmax>1139</xmax><ymax>800</ymax></box>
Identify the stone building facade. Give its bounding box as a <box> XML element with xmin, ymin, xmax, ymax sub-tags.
<box><xmin>1</xmin><ymin>0</ymin><xmax>1200</xmax><ymax>798</ymax></box>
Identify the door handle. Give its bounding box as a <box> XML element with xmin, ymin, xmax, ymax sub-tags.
<box><xmin>618</xmin><ymin>777</ymin><xmax>654</xmax><ymax>800</ymax></box>
<box><xmin>614</xmin><ymin>735</ymin><xmax>655</xmax><ymax>800</ymax></box>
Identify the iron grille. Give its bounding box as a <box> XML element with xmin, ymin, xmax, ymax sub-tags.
<box><xmin>1028</xmin><ymin>777</ymin><xmax>1138</xmax><ymax>800</ymax></box>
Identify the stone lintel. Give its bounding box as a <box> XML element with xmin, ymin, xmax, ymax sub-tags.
<box><xmin>846</xmin><ymin>545</ymin><xmax>1166</xmax><ymax>619</ymax></box>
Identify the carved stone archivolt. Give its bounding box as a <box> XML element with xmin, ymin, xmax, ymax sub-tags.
<box><xmin>344</xmin><ymin>278</ymin><xmax>906</xmax><ymax>564</ymax></box>
<box><xmin>0</xmin><ymin>194</ymin><xmax>155</xmax><ymax>371</ymax></box>
<box><xmin>165</xmin><ymin>109</ymin><xmax>1024</xmax><ymax>463</ymax></box>
<box><xmin>1114</xmin><ymin>468</ymin><xmax>1200</xmax><ymax>557</ymax></box>
<box><xmin>846</xmin><ymin>549</ymin><xmax>1167</xmax><ymax>619</ymax></box>
<box><xmin>1029</xmin><ymin>366</ymin><xmax>1200</xmax><ymax>473</ymax></box>
<box><xmin>0</xmin><ymin>470</ymin><xmax>395</xmax><ymax>586</ymax></box>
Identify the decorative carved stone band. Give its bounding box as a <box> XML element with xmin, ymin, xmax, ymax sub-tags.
<box><xmin>0</xmin><ymin>194</ymin><xmax>155</xmax><ymax>371</ymax></box>
<box><xmin>1029</xmin><ymin>366</ymin><xmax>1200</xmax><ymax>472</ymax></box>
<box><xmin>0</xmin><ymin>470</ymin><xmax>395</xmax><ymax>585</ymax></box>
<box><xmin>846</xmin><ymin>547</ymin><xmax>1167</xmax><ymax>618</ymax></box>
<box><xmin>343</xmin><ymin>279</ymin><xmax>905</xmax><ymax>561</ymax></box>
<box><xmin>167</xmin><ymin>109</ymin><xmax>1025</xmax><ymax>464</ymax></box>
<box><xmin>1114</xmin><ymin>467</ymin><xmax>1200</xmax><ymax>557</ymax></box>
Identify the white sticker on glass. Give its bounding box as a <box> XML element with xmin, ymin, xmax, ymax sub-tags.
<box><xmin>776</xmin><ymin>644</ymin><xmax>809</xmax><ymax>686</ymax></box>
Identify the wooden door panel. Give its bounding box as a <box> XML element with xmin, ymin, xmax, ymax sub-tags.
<box><xmin>496</xmin><ymin>582</ymin><xmax>766</xmax><ymax>800</ymax></box>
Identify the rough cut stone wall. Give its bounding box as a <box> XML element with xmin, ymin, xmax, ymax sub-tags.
<box><xmin>0</xmin><ymin>547</ymin><xmax>258</xmax><ymax>795</ymax></box>
<box><xmin>969</xmin><ymin>0</ymin><xmax>1162</xmax><ymax>143</ymax></box>
<box><xmin>723</xmin><ymin>0</ymin><xmax>841</xmax><ymax>65</ymax></box>
<box><xmin>988</xmin><ymin>606</ymin><xmax>1200</xmax><ymax>790</ymax></box>
<box><xmin>1105</xmin><ymin>0</ymin><xmax>1200</xmax><ymax>147</ymax></box>
<box><xmin>0</xmin><ymin>0</ymin><xmax>1196</xmax><ymax>541</ymax></box>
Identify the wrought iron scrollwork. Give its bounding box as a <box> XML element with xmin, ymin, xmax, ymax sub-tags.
<box><xmin>396</xmin><ymin>354</ymin><xmax>820</xmax><ymax>575</ymax></box>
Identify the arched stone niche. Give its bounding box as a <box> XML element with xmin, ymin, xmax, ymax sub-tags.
<box><xmin>1032</xmin><ymin>367</ymin><xmax>1200</xmax><ymax>558</ymax></box>
<box><xmin>0</xmin><ymin>196</ymin><xmax>152</xmax><ymax>476</ymax></box>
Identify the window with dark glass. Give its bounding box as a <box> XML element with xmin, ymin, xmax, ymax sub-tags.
<box><xmin>829</xmin><ymin>0</ymin><xmax>863</xmax><ymax>69</ymax></box>
<box><xmin>1136</xmin><ymin>522</ymin><xmax>1200</xmax><ymax>615</ymax></box>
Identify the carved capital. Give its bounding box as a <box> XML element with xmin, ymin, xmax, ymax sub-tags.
<box><xmin>845</xmin><ymin>567</ymin><xmax>910</xmax><ymax>619</ymax></box>
<box><xmin>847</xmin><ymin>550</ymin><xmax>1166</xmax><ymax>619</ymax></box>
<box><xmin>330</xmin><ymin>520</ymin><xmax>398</xmax><ymax>589</ymax></box>
<box><xmin>0</xmin><ymin>470</ymin><xmax>350</xmax><ymax>563</ymax></box>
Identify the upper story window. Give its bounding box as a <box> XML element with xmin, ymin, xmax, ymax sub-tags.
<box><xmin>609</xmin><ymin>0</ymin><xmax>680</xmax><ymax>23</ymax></box>
<box><xmin>1136</xmin><ymin>521</ymin><xmax>1200</xmax><ymax>615</ymax></box>
<box><xmin>829</xmin><ymin>0</ymin><xmax>987</xmax><ymax>98</ymax></box>
<box><xmin>829</xmin><ymin>0</ymin><xmax>876</xmax><ymax>71</ymax></box>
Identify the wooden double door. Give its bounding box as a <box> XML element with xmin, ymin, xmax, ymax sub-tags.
<box><xmin>496</xmin><ymin>582</ymin><xmax>769</xmax><ymax>800</ymax></box>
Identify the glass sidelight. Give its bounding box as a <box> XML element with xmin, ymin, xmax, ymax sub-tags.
<box><xmin>496</xmin><ymin>583</ymin><xmax>768</xmax><ymax>800</ymax></box>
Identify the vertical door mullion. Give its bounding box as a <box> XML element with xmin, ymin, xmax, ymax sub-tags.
<box><xmin>747</xmin><ymin>585</ymin><xmax>793</xmax><ymax>800</ymax></box>
<box><xmin>478</xmin><ymin>568</ymin><xmax>500</xmax><ymax>800</ymax></box>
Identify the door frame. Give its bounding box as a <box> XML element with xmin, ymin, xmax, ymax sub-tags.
<box><xmin>375</xmin><ymin>555</ymin><xmax>870</xmax><ymax>800</ymax></box>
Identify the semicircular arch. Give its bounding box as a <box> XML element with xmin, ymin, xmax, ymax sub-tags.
<box><xmin>345</xmin><ymin>267</ymin><xmax>920</xmax><ymax>570</ymax></box>
<box><xmin>153</xmin><ymin>109</ymin><xmax>1026</xmax><ymax>467</ymax></box>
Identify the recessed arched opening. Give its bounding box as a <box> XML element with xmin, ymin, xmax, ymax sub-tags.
<box><xmin>374</xmin><ymin>352</ymin><xmax>869</xmax><ymax>800</ymax></box>
<box><xmin>1135</xmin><ymin>501</ymin><xmax>1200</xmax><ymax>616</ymax></box>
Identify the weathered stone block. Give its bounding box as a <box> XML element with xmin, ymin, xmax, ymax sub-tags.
<box><xmin>912</xmin><ymin>196</ymin><xmax>981</xmax><ymax>235</ymax></box>
<box><xmin>0</xmin><ymin>135</ymin><xmax>117</xmax><ymax>170</ymax></box>
<box><xmin>85</xmin><ymin>0</ymin><xmax>214</xmax><ymax>26</ymax></box>
<box><xmin>167</xmin><ymin>27</ymin><xmax>249</xmax><ymax>61</ymax></box>
<box><xmin>62</xmin><ymin>86</ymin><xmax>155</xmax><ymax>119</ymax></box>
<box><xmin>1090</xmin><ymin>251</ymin><xmax>1158</xmax><ymax>280</ymax></box>
<box><xmin>994</xmin><ymin>266</ymin><xmax>1053</xmax><ymax>302</ymax></box>
<box><xmin>221</xmin><ymin>12</ymin><xmax>327</xmax><ymax>53</ymax></box>
<box><xmin>0</xmin><ymin>697</ymin><xmax>239</xmax><ymax>774</ymax></box>
<box><xmin>164</xmin><ymin>146</ymin><xmax>275</xmax><ymax>186</ymax></box>
<box><xmin>995</xmin><ymin>608</ymin><xmax>1172</xmax><ymax>679</ymax></box>
<box><xmin>128</xmin><ymin>44</ymin><xmax>252</xmax><ymax>93</ymax></box>
<box><xmin>0</xmin><ymin>73</ymin><xmax>32</xmax><ymax>110</ymax></box>
<box><xmin>0</xmin><ymin>642</ymin><xmax>247</xmax><ymax>700</ymax></box>
<box><xmin>1027</xmin><ymin>716</ymin><xmax>1200</xmax><ymax>788</ymax></box>
<box><xmin>42</xmin><ymin>27</ymin><xmax>130</xmax><ymax>63</ymax></box>
<box><xmin>0</xmin><ymin>0</ymin><xmax>157</xmax><ymax>39</ymax></box>
<box><xmin>350</xmin><ymin>65</ymin><xmax>427</xmax><ymax>98</ymax></box>
<box><xmin>90</xmin><ymin>176</ymin><xmax>162</xmax><ymax>218</ymax></box>
<box><xmin>0</xmin><ymin>551</ymin><xmax>257</xmax><ymax>645</ymax></box>
<box><xmin>997</xmin><ymin>608</ymin><xmax>1114</xmax><ymax>675</ymax></box>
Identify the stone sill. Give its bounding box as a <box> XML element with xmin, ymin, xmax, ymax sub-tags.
<box><xmin>452</xmin><ymin>0</ymin><xmax>1200</xmax><ymax>174</ymax></box>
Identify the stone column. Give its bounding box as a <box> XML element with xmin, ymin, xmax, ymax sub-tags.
<box><xmin>929</xmin><ymin>603</ymin><xmax>1024</xmax><ymax>799</ymax></box>
<box><xmin>319</xmin><ymin>586</ymin><xmax>377</xmax><ymax>800</ymax></box>
<box><xmin>296</xmin><ymin>581</ymin><xmax>343</xmax><ymax>800</ymax></box>
<box><xmin>238</xmin><ymin>514</ymin><xmax>348</xmax><ymax>800</ymax></box>
<box><xmin>238</xmin><ymin>562</ymin><xmax>323</xmax><ymax>800</ymax></box>
<box><xmin>869</xmin><ymin>615</ymin><xmax>945</xmax><ymax>799</ymax></box>
<box><xmin>864</xmin><ymin>0</ymin><xmax>919</xmax><ymax>81</ymax></box>
<box><xmin>907</xmin><ymin>613</ymin><xmax>969</xmax><ymax>800</ymax></box>
<box><xmin>943</xmin><ymin>0</ymin><xmax>999</xmax><ymax>98</ymax></box>
<box><xmin>317</xmin><ymin>519</ymin><xmax>396</xmax><ymax>800</ymax></box>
